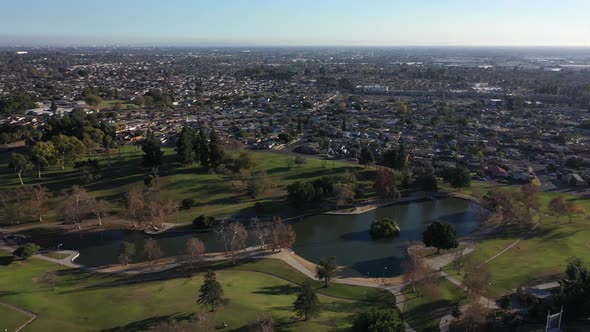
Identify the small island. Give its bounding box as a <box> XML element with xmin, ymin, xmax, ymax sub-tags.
<box><xmin>370</xmin><ymin>218</ymin><xmax>401</xmax><ymax>239</ymax></box>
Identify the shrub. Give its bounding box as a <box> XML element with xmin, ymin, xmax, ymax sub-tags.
<box><xmin>353</xmin><ymin>308</ymin><xmax>405</xmax><ymax>332</ymax></box>
<box><xmin>181</xmin><ymin>198</ymin><xmax>196</xmax><ymax>210</ymax></box>
<box><xmin>370</xmin><ymin>218</ymin><xmax>400</xmax><ymax>239</ymax></box>
<box><xmin>192</xmin><ymin>215</ymin><xmax>217</xmax><ymax>230</ymax></box>
<box><xmin>13</xmin><ymin>243</ymin><xmax>40</xmax><ymax>260</ymax></box>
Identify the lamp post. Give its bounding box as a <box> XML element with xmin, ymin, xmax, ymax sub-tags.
<box><xmin>57</xmin><ymin>243</ymin><xmax>63</xmax><ymax>264</ymax></box>
<box><xmin>382</xmin><ymin>266</ymin><xmax>388</xmax><ymax>284</ymax></box>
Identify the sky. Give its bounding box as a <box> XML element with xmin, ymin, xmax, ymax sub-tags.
<box><xmin>1</xmin><ymin>0</ymin><xmax>590</xmax><ymax>47</ymax></box>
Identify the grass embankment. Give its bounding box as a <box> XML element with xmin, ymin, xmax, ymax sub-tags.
<box><xmin>0</xmin><ymin>146</ymin><xmax>362</xmax><ymax>225</ymax></box>
<box><xmin>0</xmin><ymin>251</ymin><xmax>395</xmax><ymax>332</ymax></box>
<box><xmin>402</xmin><ymin>278</ymin><xmax>467</xmax><ymax>331</ymax></box>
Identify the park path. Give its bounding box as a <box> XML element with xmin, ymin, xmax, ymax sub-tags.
<box><xmin>0</xmin><ymin>299</ymin><xmax>37</xmax><ymax>332</ymax></box>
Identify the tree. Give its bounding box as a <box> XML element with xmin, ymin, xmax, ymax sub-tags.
<box><xmin>198</xmin><ymin>271</ymin><xmax>226</xmax><ymax>312</ymax></box>
<box><xmin>564</xmin><ymin>200</ymin><xmax>586</xmax><ymax>223</ymax></box>
<box><xmin>31</xmin><ymin>141</ymin><xmax>56</xmax><ymax>178</ymax></box>
<box><xmin>218</xmin><ymin>222</ymin><xmax>248</xmax><ymax>260</ymax></box>
<box><xmin>415</xmin><ymin>172</ymin><xmax>438</xmax><ymax>194</ymax></box>
<box><xmin>359</xmin><ymin>146</ymin><xmax>375</xmax><ymax>166</ymax></box>
<box><xmin>463</xmin><ymin>300</ymin><xmax>489</xmax><ymax>330</ymax></box>
<box><xmin>118</xmin><ymin>241</ymin><xmax>135</xmax><ymax>266</ymax></box>
<box><xmin>422</xmin><ymin>221</ymin><xmax>459</xmax><ymax>254</ymax></box>
<box><xmin>144</xmin><ymin>238</ymin><xmax>163</xmax><ymax>270</ymax></box>
<box><xmin>375</xmin><ymin>166</ymin><xmax>400</xmax><ymax>197</ymax></box>
<box><xmin>332</xmin><ymin>182</ymin><xmax>355</xmax><ymax>206</ymax></box>
<box><xmin>61</xmin><ymin>185</ymin><xmax>91</xmax><ymax>229</ymax></box>
<box><xmin>142</xmin><ymin>129</ymin><xmax>163</xmax><ymax>168</ymax></box>
<box><xmin>441</xmin><ymin>166</ymin><xmax>471</xmax><ymax>190</ymax></box>
<box><xmin>370</xmin><ymin>218</ymin><xmax>401</xmax><ymax>239</ymax></box>
<box><xmin>10</xmin><ymin>152</ymin><xmax>32</xmax><ymax>186</ymax></box>
<box><xmin>41</xmin><ymin>270</ymin><xmax>60</xmax><ymax>291</ymax></box>
<box><xmin>144</xmin><ymin>174</ymin><xmax>156</xmax><ymax>192</ymax></box>
<box><xmin>126</xmin><ymin>188</ymin><xmax>145</xmax><ymax>228</ymax></box>
<box><xmin>316</xmin><ymin>256</ymin><xmax>338</xmax><ymax>287</ymax></box>
<box><xmin>52</xmin><ymin>134</ymin><xmax>86</xmax><ymax>169</ymax></box>
<box><xmin>293</xmin><ymin>281</ymin><xmax>320</xmax><ymax>321</ymax></box>
<box><xmin>29</xmin><ymin>186</ymin><xmax>51</xmax><ymax>222</ymax></box>
<box><xmin>50</xmin><ymin>100</ymin><xmax>58</xmax><ymax>112</ymax></box>
<box><xmin>248</xmin><ymin>312</ymin><xmax>276</xmax><ymax>332</ymax></box>
<box><xmin>519</xmin><ymin>184</ymin><xmax>541</xmax><ymax>216</ymax></box>
<box><xmin>176</xmin><ymin>126</ymin><xmax>195</xmax><ymax>165</ymax></box>
<box><xmin>185</xmin><ymin>237</ymin><xmax>206</xmax><ymax>269</ymax></box>
<box><xmin>208</xmin><ymin>129</ymin><xmax>224</xmax><ymax>168</ymax></box>
<box><xmin>353</xmin><ymin>308</ymin><xmax>405</xmax><ymax>332</ymax></box>
<box><xmin>88</xmin><ymin>198</ymin><xmax>111</xmax><ymax>227</ymax></box>
<box><xmin>402</xmin><ymin>241</ymin><xmax>429</xmax><ymax>294</ymax></box>
<box><xmin>270</xmin><ymin>217</ymin><xmax>296</xmax><ymax>252</ymax></box>
<box><xmin>196</xmin><ymin>130</ymin><xmax>210</xmax><ymax>168</ymax></box>
<box><xmin>548</xmin><ymin>196</ymin><xmax>568</xmax><ymax>223</ymax></box>
<box><xmin>463</xmin><ymin>263</ymin><xmax>491</xmax><ymax>300</ymax></box>
<box><xmin>84</xmin><ymin>94</ymin><xmax>103</xmax><ymax>109</ymax></box>
<box><xmin>13</xmin><ymin>243</ymin><xmax>40</xmax><ymax>260</ymax></box>
<box><xmin>250</xmin><ymin>219</ymin><xmax>271</xmax><ymax>250</ymax></box>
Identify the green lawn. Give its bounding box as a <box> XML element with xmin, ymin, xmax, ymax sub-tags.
<box><xmin>402</xmin><ymin>278</ymin><xmax>467</xmax><ymax>332</ymax></box>
<box><xmin>0</xmin><ymin>251</ymin><xmax>395</xmax><ymax>331</ymax></box>
<box><xmin>0</xmin><ymin>146</ymin><xmax>361</xmax><ymax>225</ymax></box>
<box><xmin>0</xmin><ymin>304</ymin><xmax>31</xmax><ymax>332</ymax></box>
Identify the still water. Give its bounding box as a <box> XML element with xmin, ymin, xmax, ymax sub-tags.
<box><xmin>40</xmin><ymin>197</ymin><xmax>483</xmax><ymax>277</ymax></box>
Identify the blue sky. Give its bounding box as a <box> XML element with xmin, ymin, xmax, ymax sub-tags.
<box><xmin>1</xmin><ymin>0</ymin><xmax>589</xmax><ymax>46</ymax></box>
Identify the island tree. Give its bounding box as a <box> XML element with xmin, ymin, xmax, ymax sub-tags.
<box><xmin>422</xmin><ymin>221</ymin><xmax>459</xmax><ymax>254</ymax></box>
<box><xmin>370</xmin><ymin>218</ymin><xmax>401</xmax><ymax>239</ymax></box>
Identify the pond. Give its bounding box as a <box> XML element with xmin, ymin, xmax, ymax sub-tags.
<box><xmin>34</xmin><ymin>197</ymin><xmax>485</xmax><ymax>277</ymax></box>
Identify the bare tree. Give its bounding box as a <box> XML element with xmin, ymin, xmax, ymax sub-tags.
<box><xmin>463</xmin><ymin>300</ymin><xmax>489</xmax><ymax>330</ymax></box>
<box><xmin>453</xmin><ymin>249</ymin><xmax>464</xmax><ymax>276</ymax></box>
<box><xmin>185</xmin><ymin>237</ymin><xmax>206</xmax><ymax>269</ymax></box>
<box><xmin>89</xmin><ymin>199</ymin><xmax>111</xmax><ymax>227</ymax></box>
<box><xmin>144</xmin><ymin>238</ymin><xmax>163</xmax><ymax>270</ymax></box>
<box><xmin>29</xmin><ymin>186</ymin><xmax>51</xmax><ymax>222</ymax></box>
<box><xmin>227</xmin><ymin>222</ymin><xmax>248</xmax><ymax>259</ymax></box>
<box><xmin>126</xmin><ymin>188</ymin><xmax>145</xmax><ymax>228</ymax></box>
<box><xmin>248</xmin><ymin>312</ymin><xmax>276</xmax><ymax>332</ymax></box>
<box><xmin>61</xmin><ymin>186</ymin><xmax>91</xmax><ymax>229</ymax></box>
<box><xmin>250</xmin><ymin>218</ymin><xmax>271</xmax><ymax>250</ymax></box>
<box><xmin>463</xmin><ymin>263</ymin><xmax>491</xmax><ymax>300</ymax></box>
<box><xmin>402</xmin><ymin>241</ymin><xmax>428</xmax><ymax>294</ymax></box>
<box><xmin>154</xmin><ymin>313</ymin><xmax>214</xmax><ymax>332</ymax></box>
<box><xmin>147</xmin><ymin>200</ymin><xmax>167</xmax><ymax>228</ymax></box>
<box><xmin>269</xmin><ymin>217</ymin><xmax>296</xmax><ymax>252</ymax></box>
<box><xmin>40</xmin><ymin>270</ymin><xmax>59</xmax><ymax>291</ymax></box>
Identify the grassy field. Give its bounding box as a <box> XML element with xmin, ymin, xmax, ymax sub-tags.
<box><xmin>0</xmin><ymin>146</ymin><xmax>361</xmax><ymax>225</ymax></box>
<box><xmin>402</xmin><ymin>278</ymin><xmax>467</xmax><ymax>332</ymax></box>
<box><xmin>99</xmin><ymin>99</ymin><xmax>137</xmax><ymax>110</ymax></box>
<box><xmin>0</xmin><ymin>304</ymin><xmax>31</xmax><ymax>332</ymax></box>
<box><xmin>0</xmin><ymin>251</ymin><xmax>395</xmax><ymax>332</ymax></box>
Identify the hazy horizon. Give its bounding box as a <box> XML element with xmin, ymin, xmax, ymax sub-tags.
<box><xmin>1</xmin><ymin>0</ymin><xmax>590</xmax><ymax>47</ymax></box>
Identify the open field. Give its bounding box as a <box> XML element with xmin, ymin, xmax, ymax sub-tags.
<box><xmin>98</xmin><ymin>99</ymin><xmax>137</xmax><ymax>110</ymax></box>
<box><xmin>0</xmin><ymin>250</ymin><xmax>395</xmax><ymax>332</ymax></box>
<box><xmin>0</xmin><ymin>146</ymin><xmax>362</xmax><ymax>225</ymax></box>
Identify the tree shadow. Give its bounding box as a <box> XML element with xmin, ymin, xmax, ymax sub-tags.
<box><xmin>99</xmin><ymin>312</ymin><xmax>195</xmax><ymax>332</ymax></box>
<box><xmin>0</xmin><ymin>255</ymin><xmax>13</xmax><ymax>266</ymax></box>
<box><xmin>253</xmin><ymin>284</ymin><xmax>299</xmax><ymax>296</ymax></box>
